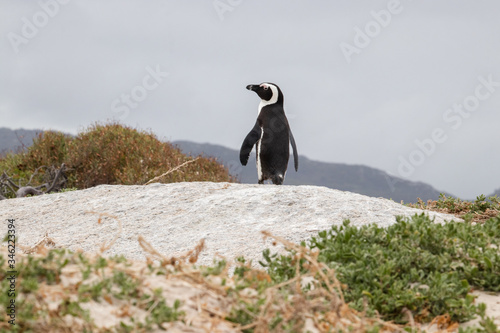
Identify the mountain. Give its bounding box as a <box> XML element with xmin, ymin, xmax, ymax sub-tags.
<box><xmin>0</xmin><ymin>127</ymin><xmax>41</xmax><ymax>155</ymax></box>
<box><xmin>0</xmin><ymin>127</ymin><xmax>453</xmax><ymax>202</ymax></box>
<box><xmin>173</xmin><ymin>140</ymin><xmax>452</xmax><ymax>203</ymax></box>
<box><xmin>487</xmin><ymin>188</ymin><xmax>500</xmax><ymax>198</ymax></box>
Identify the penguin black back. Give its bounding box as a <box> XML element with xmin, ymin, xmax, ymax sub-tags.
<box><xmin>240</xmin><ymin>82</ymin><xmax>298</xmax><ymax>185</ymax></box>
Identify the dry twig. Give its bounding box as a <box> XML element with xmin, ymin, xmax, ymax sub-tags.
<box><xmin>144</xmin><ymin>157</ymin><xmax>200</xmax><ymax>185</ymax></box>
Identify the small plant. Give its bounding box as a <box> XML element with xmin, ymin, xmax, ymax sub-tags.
<box><xmin>261</xmin><ymin>214</ymin><xmax>500</xmax><ymax>324</ymax></box>
<box><xmin>0</xmin><ymin>246</ymin><xmax>184</xmax><ymax>331</ymax></box>
<box><xmin>143</xmin><ymin>294</ymin><xmax>183</xmax><ymax>327</ymax></box>
<box><xmin>409</xmin><ymin>194</ymin><xmax>500</xmax><ymax>223</ymax></box>
<box><xmin>2</xmin><ymin>213</ymin><xmax>499</xmax><ymax>332</ymax></box>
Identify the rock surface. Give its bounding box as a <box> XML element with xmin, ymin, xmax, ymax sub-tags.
<box><xmin>3</xmin><ymin>182</ymin><xmax>499</xmax><ymax>330</ymax></box>
<box><xmin>1</xmin><ymin>182</ymin><xmax>459</xmax><ymax>266</ymax></box>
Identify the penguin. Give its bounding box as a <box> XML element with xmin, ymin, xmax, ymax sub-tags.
<box><xmin>240</xmin><ymin>82</ymin><xmax>298</xmax><ymax>185</ymax></box>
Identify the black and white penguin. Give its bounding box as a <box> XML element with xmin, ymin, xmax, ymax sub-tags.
<box><xmin>240</xmin><ymin>82</ymin><xmax>298</xmax><ymax>185</ymax></box>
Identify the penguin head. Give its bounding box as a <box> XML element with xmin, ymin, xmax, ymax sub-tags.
<box><xmin>246</xmin><ymin>82</ymin><xmax>283</xmax><ymax>105</ymax></box>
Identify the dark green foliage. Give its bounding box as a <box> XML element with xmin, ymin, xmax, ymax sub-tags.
<box><xmin>261</xmin><ymin>214</ymin><xmax>500</xmax><ymax>324</ymax></box>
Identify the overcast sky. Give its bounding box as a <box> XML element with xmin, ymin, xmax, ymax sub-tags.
<box><xmin>1</xmin><ymin>1</ymin><xmax>499</xmax><ymax>199</ymax></box>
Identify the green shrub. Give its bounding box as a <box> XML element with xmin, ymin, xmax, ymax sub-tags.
<box><xmin>23</xmin><ymin>131</ymin><xmax>70</xmax><ymax>169</ymax></box>
<box><xmin>0</xmin><ymin>131</ymin><xmax>71</xmax><ymax>188</ymax></box>
<box><xmin>0</xmin><ymin>122</ymin><xmax>235</xmax><ymax>197</ymax></box>
<box><xmin>409</xmin><ymin>193</ymin><xmax>500</xmax><ymax>223</ymax></box>
<box><xmin>0</xmin><ymin>248</ymin><xmax>183</xmax><ymax>331</ymax></box>
<box><xmin>261</xmin><ymin>214</ymin><xmax>500</xmax><ymax>324</ymax></box>
<box><xmin>1</xmin><ymin>215</ymin><xmax>498</xmax><ymax>331</ymax></box>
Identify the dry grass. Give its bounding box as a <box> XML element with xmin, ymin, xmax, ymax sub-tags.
<box><xmin>144</xmin><ymin>156</ymin><xmax>200</xmax><ymax>185</ymax></box>
<box><xmin>408</xmin><ymin>194</ymin><xmax>500</xmax><ymax>223</ymax></box>
<box><xmin>1</xmin><ymin>213</ymin><xmax>409</xmax><ymax>333</ymax></box>
<box><xmin>4</xmin><ymin>211</ymin><xmax>499</xmax><ymax>332</ymax></box>
<box><xmin>231</xmin><ymin>231</ymin><xmax>407</xmax><ymax>333</ymax></box>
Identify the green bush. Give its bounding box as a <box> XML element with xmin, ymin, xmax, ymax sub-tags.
<box><xmin>261</xmin><ymin>214</ymin><xmax>500</xmax><ymax>324</ymax></box>
<box><xmin>1</xmin><ymin>131</ymin><xmax>71</xmax><ymax>185</ymax></box>
<box><xmin>1</xmin><ymin>215</ymin><xmax>499</xmax><ymax>331</ymax></box>
<box><xmin>0</xmin><ymin>122</ymin><xmax>235</xmax><ymax>197</ymax></box>
<box><xmin>409</xmin><ymin>193</ymin><xmax>500</xmax><ymax>223</ymax></box>
<box><xmin>66</xmin><ymin>123</ymin><xmax>234</xmax><ymax>188</ymax></box>
<box><xmin>0</xmin><ymin>248</ymin><xmax>183</xmax><ymax>331</ymax></box>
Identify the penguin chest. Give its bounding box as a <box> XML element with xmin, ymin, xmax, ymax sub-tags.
<box><xmin>255</xmin><ymin>125</ymin><xmax>289</xmax><ymax>180</ymax></box>
<box><xmin>256</xmin><ymin>126</ymin><xmax>265</xmax><ymax>180</ymax></box>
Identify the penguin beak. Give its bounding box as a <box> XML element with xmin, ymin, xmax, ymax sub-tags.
<box><xmin>246</xmin><ymin>84</ymin><xmax>258</xmax><ymax>91</ymax></box>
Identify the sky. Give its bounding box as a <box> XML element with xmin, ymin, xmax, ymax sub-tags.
<box><xmin>1</xmin><ymin>0</ymin><xmax>499</xmax><ymax>199</ymax></box>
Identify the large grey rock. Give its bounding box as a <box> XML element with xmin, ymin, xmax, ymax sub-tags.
<box><xmin>0</xmin><ymin>182</ymin><xmax>459</xmax><ymax>266</ymax></box>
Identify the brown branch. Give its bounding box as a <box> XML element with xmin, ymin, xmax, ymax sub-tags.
<box><xmin>261</xmin><ymin>230</ymin><xmax>345</xmax><ymax>304</ymax></box>
<box><xmin>22</xmin><ymin>232</ymin><xmax>56</xmax><ymax>254</ymax></box>
<box><xmin>44</xmin><ymin>163</ymin><xmax>66</xmax><ymax>193</ymax></box>
<box><xmin>16</xmin><ymin>186</ymin><xmax>43</xmax><ymax>198</ymax></box>
<box><xmin>1</xmin><ymin>173</ymin><xmax>18</xmax><ymax>197</ymax></box>
<box><xmin>2</xmin><ymin>164</ymin><xmax>67</xmax><ymax>198</ymax></box>
<box><xmin>27</xmin><ymin>165</ymin><xmax>47</xmax><ymax>186</ymax></box>
<box><xmin>138</xmin><ymin>235</ymin><xmax>205</xmax><ymax>267</ymax></box>
<box><xmin>2</xmin><ymin>171</ymin><xmax>19</xmax><ymax>190</ymax></box>
<box><xmin>144</xmin><ymin>157</ymin><xmax>200</xmax><ymax>185</ymax></box>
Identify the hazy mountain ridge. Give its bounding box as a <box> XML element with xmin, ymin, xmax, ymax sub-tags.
<box><xmin>489</xmin><ymin>188</ymin><xmax>500</xmax><ymax>197</ymax></box>
<box><xmin>173</xmin><ymin>140</ymin><xmax>454</xmax><ymax>203</ymax></box>
<box><xmin>0</xmin><ymin>127</ymin><xmax>41</xmax><ymax>155</ymax></box>
<box><xmin>0</xmin><ymin>128</ymin><xmax>492</xmax><ymax>201</ymax></box>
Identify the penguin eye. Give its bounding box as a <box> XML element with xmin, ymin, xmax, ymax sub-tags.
<box><xmin>263</xmin><ymin>86</ymin><xmax>269</xmax><ymax>90</ymax></box>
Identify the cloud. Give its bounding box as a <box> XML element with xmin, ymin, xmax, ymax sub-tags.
<box><xmin>1</xmin><ymin>0</ymin><xmax>500</xmax><ymax>198</ymax></box>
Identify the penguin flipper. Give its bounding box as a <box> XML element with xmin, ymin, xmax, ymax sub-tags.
<box><xmin>289</xmin><ymin>129</ymin><xmax>298</xmax><ymax>171</ymax></box>
<box><xmin>240</xmin><ymin>122</ymin><xmax>261</xmax><ymax>166</ymax></box>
